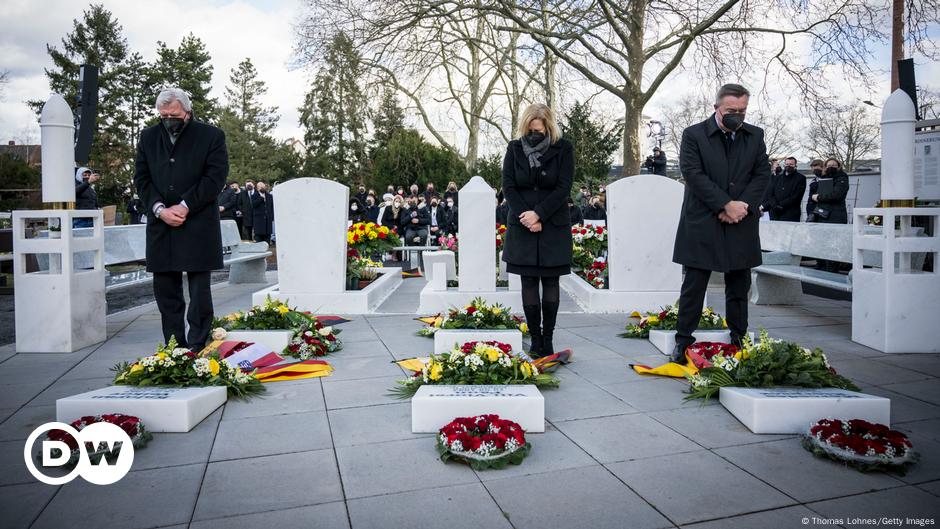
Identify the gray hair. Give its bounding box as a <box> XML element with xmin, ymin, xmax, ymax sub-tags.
<box><xmin>155</xmin><ymin>87</ymin><xmax>192</xmax><ymax>113</ymax></box>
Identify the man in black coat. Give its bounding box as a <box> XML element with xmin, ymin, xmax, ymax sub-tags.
<box><xmin>240</xmin><ymin>180</ymin><xmax>256</xmax><ymax>240</ymax></box>
<box><xmin>645</xmin><ymin>147</ymin><xmax>668</xmax><ymax>176</ymax></box>
<box><xmin>251</xmin><ymin>182</ymin><xmax>275</xmax><ymax>242</ymax></box>
<box><xmin>134</xmin><ymin>88</ymin><xmax>228</xmax><ymax>350</ymax></box>
<box><xmin>671</xmin><ymin>83</ymin><xmax>770</xmax><ymax>363</ymax></box>
<box><xmin>568</xmin><ymin>196</ymin><xmax>584</xmax><ymax>226</ymax></box>
<box><xmin>760</xmin><ymin>156</ymin><xmax>805</xmax><ymax>221</ymax></box>
<box><xmin>218</xmin><ymin>182</ymin><xmax>238</xmax><ymax>221</ymax></box>
<box><xmin>403</xmin><ymin>197</ymin><xmax>430</xmax><ymax>243</ymax></box>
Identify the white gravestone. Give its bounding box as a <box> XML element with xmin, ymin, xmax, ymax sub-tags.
<box><xmin>719</xmin><ymin>387</ymin><xmax>890</xmax><ymax>434</ymax></box>
<box><xmin>459</xmin><ymin>177</ymin><xmax>496</xmax><ymax>292</ymax></box>
<box><xmin>223</xmin><ymin>330</ymin><xmax>293</xmax><ymax>354</ymax></box>
<box><xmin>561</xmin><ymin>174</ymin><xmax>684</xmax><ymax>312</ymax></box>
<box><xmin>252</xmin><ymin>178</ymin><xmax>402</xmax><ymax>313</ymax></box>
<box><xmin>418</xmin><ymin>177</ymin><xmax>522</xmax><ymax>312</ymax></box>
<box><xmin>648</xmin><ymin>330</ymin><xmax>755</xmax><ymax>355</ymax></box>
<box><xmin>433</xmin><ymin>329</ymin><xmax>523</xmax><ymax>355</ymax></box>
<box><xmin>423</xmin><ymin>250</ymin><xmax>456</xmax><ymax>286</ymax></box>
<box><xmin>57</xmin><ymin>386</ymin><xmax>227</xmax><ymax>433</ymax></box>
<box><xmin>411</xmin><ymin>384</ymin><xmax>544</xmax><ymax>433</ymax></box>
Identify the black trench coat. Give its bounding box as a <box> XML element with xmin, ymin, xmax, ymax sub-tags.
<box><xmin>501</xmin><ymin>138</ymin><xmax>574</xmax><ymax>269</ymax></box>
<box><xmin>673</xmin><ymin>115</ymin><xmax>771</xmax><ymax>273</ymax></box>
<box><xmin>134</xmin><ymin>120</ymin><xmax>228</xmax><ymax>272</ymax></box>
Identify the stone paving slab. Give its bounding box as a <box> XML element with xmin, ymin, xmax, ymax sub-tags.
<box><xmin>2</xmin><ymin>277</ymin><xmax>938</xmax><ymax>528</ymax></box>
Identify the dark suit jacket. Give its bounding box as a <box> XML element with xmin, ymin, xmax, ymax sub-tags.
<box><xmin>218</xmin><ymin>187</ymin><xmax>237</xmax><ymax>220</ymax></box>
<box><xmin>761</xmin><ymin>170</ymin><xmax>806</xmax><ymax>222</ymax></box>
<box><xmin>672</xmin><ymin>115</ymin><xmax>770</xmax><ymax>272</ymax></box>
<box><xmin>501</xmin><ymin>138</ymin><xmax>574</xmax><ymax>268</ymax></box>
<box><xmin>134</xmin><ymin>120</ymin><xmax>228</xmax><ymax>272</ymax></box>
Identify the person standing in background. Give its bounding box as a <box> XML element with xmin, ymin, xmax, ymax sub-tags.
<box><xmin>760</xmin><ymin>156</ymin><xmax>806</xmax><ymax>221</ymax></box>
<box><xmin>240</xmin><ymin>179</ymin><xmax>256</xmax><ymax>240</ymax></box>
<box><xmin>251</xmin><ymin>181</ymin><xmax>274</xmax><ymax>243</ymax></box>
<box><xmin>134</xmin><ymin>87</ymin><xmax>228</xmax><ymax>351</ymax></box>
<box><xmin>73</xmin><ymin>167</ymin><xmax>99</xmax><ymax>228</ymax></box>
<box><xmin>218</xmin><ymin>181</ymin><xmax>237</xmax><ymax>223</ymax></box>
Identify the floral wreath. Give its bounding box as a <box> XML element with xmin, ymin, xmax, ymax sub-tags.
<box><xmin>802</xmin><ymin>418</ymin><xmax>918</xmax><ymax>474</ymax></box>
<box><xmin>437</xmin><ymin>414</ymin><xmax>530</xmax><ymax>470</ymax></box>
<box><xmin>40</xmin><ymin>414</ymin><xmax>152</xmax><ymax>467</ymax></box>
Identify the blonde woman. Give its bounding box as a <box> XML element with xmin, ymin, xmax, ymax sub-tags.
<box><xmin>501</xmin><ymin>103</ymin><xmax>574</xmax><ymax>359</ymax></box>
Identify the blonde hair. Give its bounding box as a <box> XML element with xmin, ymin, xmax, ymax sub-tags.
<box><xmin>515</xmin><ymin>103</ymin><xmax>562</xmax><ymax>144</ymax></box>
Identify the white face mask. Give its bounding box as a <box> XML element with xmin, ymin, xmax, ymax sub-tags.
<box><xmin>447</xmin><ymin>201</ymin><xmax>454</xmax><ymax>207</ymax></box>
<box><xmin>351</xmin><ymin>205</ymin><xmax>358</xmax><ymax>211</ymax></box>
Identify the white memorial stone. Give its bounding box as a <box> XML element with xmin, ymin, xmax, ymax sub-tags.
<box><xmin>223</xmin><ymin>330</ymin><xmax>293</xmax><ymax>354</ymax></box>
<box><xmin>719</xmin><ymin>387</ymin><xmax>890</xmax><ymax>434</ymax></box>
<box><xmin>561</xmin><ymin>174</ymin><xmax>683</xmax><ymax>313</ymax></box>
<box><xmin>411</xmin><ymin>384</ymin><xmax>544</xmax><ymax>433</ymax></box>
<box><xmin>57</xmin><ymin>386</ymin><xmax>227</xmax><ymax>433</ymax></box>
<box><xmin>433</xmin><ymin>329</ymin><xmax>523</xmax><ymax>355</ymax></box>
<box><xmin>423</xmin><ymin>250</ymin><xmax>456</xmax><ymax>285</ymax></box>
<box><xmin>251</xmin><ymin>178</ymin><xmax>402</xmax><ymax>313</ymax></box>
<box><xmin>459</xmin><ymin>176</ymin><xmax>496</xmax><ymax>292</ymax></box>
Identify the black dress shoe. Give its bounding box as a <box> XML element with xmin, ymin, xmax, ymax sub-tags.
<box><xmin>669</xmin><ymin>344</ymin><xmax>688</xmax><ymax>364</ymax></box>
<box><xmin>527</xmin><ymin>334</ymin><xmax>543</xmax><ymax>358</ymax></box>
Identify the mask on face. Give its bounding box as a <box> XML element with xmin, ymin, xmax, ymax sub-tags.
<box><xmin>161</xmin><ymin>117</ymin><xmax>185</xmax><ymax>135</ymax></box>
<box><xmin>826</xmin><ymin>166</ymin><xmax>838</xmax><ymax>176</ymax></box>
<box><xmin>785</xmin><ymin>166</ymin><xmax>795</xmax><ymax>174</ymax></box>
<box><xmin>431</xmin><ymin>201</ymin><xmax>438</xmax><ymax>207</ymax></box>
<box><xmin>721</xmin><ymin>111</ymin><xmax>745</xmax><ymax>131</ymax></box>
<box><xmin>447</xmin><ymin>201</ymin><xmax>454</xmax><ymax>207</ymax></box>
<box><xmin>526</xmin><ymin>131</ymin><xmax>546</xmax><ymax>144</ymax></box>
<box><xmin>351</xmin><ymin>205</ymin><xmax>358</xmax><ymax>211</ymax></box>
<box><xmin>812</xmin><ymin>168</ymin><xmax>823</xmax><ymax>178</ymax></box>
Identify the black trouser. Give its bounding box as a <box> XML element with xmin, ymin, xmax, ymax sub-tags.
<box><xmin>234</xmin><ymin>216</ymin><xmax>244</xmax><ymax>238</ymax></box>
<box><xmin>254</xmin><ymin>233</ymin><xmax>269</xmax><ymax>243</ymax></box>
<box><xmin>153</xmin><ymin>271</ymin><xmax>213</xmax><ymax>350</ymax></box>
<box><xmin>676</xmin><ymin>266</ymin><xmax>750</xmax><ymax>351</ymax></box>
<box><xmin>242</xmin><ymin>224</ymin><xmax>253</xmax><ymax>241</ymax></box>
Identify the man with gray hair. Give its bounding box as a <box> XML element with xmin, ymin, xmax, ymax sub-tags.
<box><xmin>670</xmin><ymin>83</ymin><xmax>770</xmax><ymax>364</ymax></box>
<box><xmin>133</xmin><ymin>87</ymin><xmax>229</xmax><ymax>351</ymax></box>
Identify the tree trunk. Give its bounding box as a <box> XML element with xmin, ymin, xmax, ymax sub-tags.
<box><xmin>621</xmin><ymin>99</ymin><xmax>642</xmax><ymax>177</ymax></box>
<box><xmin>466</xmin><ymin>15</ymin><xmax>484</xmax><ymax>172</ymax></box>
<box><xmin>541</xmin><ymin>0</ymin><xmax>557</xmax><ymax>111</ymax></box>
<box><xmin>890</xmin><ymin>0</ymin><xmax>903</xmax><ymax>92</ymax></box>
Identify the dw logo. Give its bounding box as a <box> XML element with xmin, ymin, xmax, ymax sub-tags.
<box><xmin>23</xmin><ymin>422</ymin><xmax>134</xmax><ymax>485</ymax></box>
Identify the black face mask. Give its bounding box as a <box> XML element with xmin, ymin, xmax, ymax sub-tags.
<box><xmin>826</xmin><ymin>167</ymin><xmax>838</xmax><ymax>176</ymax></box>
<box><xmin>526</xmin><ymin>131</ymin><xmax>546</xmax><ymax>144</ymax></box>
<box><xmin>161</xmin><ymin>117</ymin><xmax>185</xmax><ymax>135</ymax></box>
<box><xmin>785</xmin><ymin>166</ymin><xmax>795</xmax><ymax>174</ymax></box>
<box><xmin>721</xmin><ymin>112</ymin><xmax>744</xmax><ymax>131</ymax></box>
<box><xmin>813</xmin><ymin>169</ymin><xmax>823</xmax><ymax>178</ymax></box>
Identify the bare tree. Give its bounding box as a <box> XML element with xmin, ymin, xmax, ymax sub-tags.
<box><xmin>295</xmin><ymin>0</ymin><xmax>548</xmax><ymax>169</ymax></box>
<box><xmin>660</xmin><ymin>94</ymin><xmax>711</xmax><ymax>157</ymax></box>
<box><xmin>0</xmin><ymin>69</ymin><xmax>9</xmax><ymax>100</ymax></box>
<box><xmin>471</xmin><ymin>0</ymin><xmax>936</xmax><ymax>176</ymax></box>
<box><xmin>806</xmin><ymin>104</ymin><xmax>880</xmax><ymax>171</ymax></box>
<box><xmin>749</xmin><ymin>109</ymin><xmax>801</xmax><ymax>159</ymax></box>
<box><xmin>918</xmin><ymin>87</ymin><xmax>940</xmax><ymax>120</ymax></box>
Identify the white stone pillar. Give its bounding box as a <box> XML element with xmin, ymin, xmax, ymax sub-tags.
<box><xmin>458</xmin><ymin>176</ymin><xmax>496</xmax><ymax>292</ymax></box>
<box><xmin>14</xmin><ymin>210</ymin><xmax>106</xmax><ymax>352</ymax></box>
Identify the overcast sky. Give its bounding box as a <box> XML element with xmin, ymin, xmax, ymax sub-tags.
<box><xmin>1</xmin><ymin>0</ymin><xmax>937</xmax><ymax>159</ymax></box>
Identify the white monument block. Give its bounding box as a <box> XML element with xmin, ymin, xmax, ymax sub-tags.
<box><xmin>223</xmin><ymin>330</ymin><xmax>293</xmax><ymax>354</ymax></box>
<box><xmin>411</xmin><ymin>385</ymin><xmax>544</xmax><ymax>433</ymax></box>
<box><xmin>253</xmin><ymin>178</ymin><xmax>402</xmax><ymax>313</ymax></box>
<box><xmin>562</xmin><ymin>175</ymin><xmax>683</xmax><ymax>313</ymax></box>
<box><xmin>880</xmin><ymin>89</ymin><xmax>916</xmax><ymax>201</ymax></box>
<box><xmin>459</xmin><ymin>176</ymin><xmax>496</xmax><ymax>292</ymax></box>
<box><xmin>423</xmin><ymin>250</ymin><xmax>456</xmax><ymax>285</ymax></box>
<box><xmin>39</xmin><ymin>94</ymin><xmax>76</xmax><ymax>204</ymax></box>
<box><xmin>57</xmin><ymin>386</ymin><xmax>227</xmax><ymax>433</ymax></box>
<box><xmin>719</xmin><ymin>387</ymin><xmax>890</xmax><ymax>434</ymax></box>
<box><xmin>433</xmin><ymin>329</ymin><xmax>523</xmax><ymax>355</ymax></box>
<box><xmin>13</xmin><ymin>210</ymin><xmax>106</xmax><ymax>352</ymax></box>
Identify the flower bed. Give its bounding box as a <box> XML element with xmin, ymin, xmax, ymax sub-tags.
<box><xmin>212</xmin><ymin>297</ymin><xmax>342</xmax><ymax>359</ymax></box>
<box><xmin>390</xmin><ymin>341</ymin><xmax>559</xmax><ymax>399</ymax></box>
<box><xmin>111</xmin><ymin>337</ymin><xmax>265</xmax><ymax>399</ymax></box>
<box><xmin>571</xmin><ymin>224</ymin><xmax>608</xmax><ymax>289</ymax></box>
<box><xmin>417</xmin><ymin>297</ymin><xmax>528</xmax><ymax>337</ymax></box>
<box><xmin>437</xmin><ymin>414</ymin><xmax>531</xmax><ymax>470</ymax></box>
<box><xmin>802</xmin><ymin>418</ymin><xmax>918</xmax><ymax>473</ymax></box>
<box><xmin>347</xmin><ymin>221</ymin><xmax>400</xmax><ymax>257</ymax></box>
<box><xmin>623</xmin><ymin>302</ymin><xmax>725</xmax><ymax>338</ymax></box>
<box><xmin>685</xmin><ymin>330</ymin><xmax>859</xmax><ymax>401</ymax></box>
<box><xmin>42</xmin><ymin>414</ymin><xmax>152</xmax><ymax>467</ymax></box>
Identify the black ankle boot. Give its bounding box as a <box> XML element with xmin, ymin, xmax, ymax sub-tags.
<box><xmin>540</xmin><ymin>301</ymin><xmax>559</xmax><ymax>357</ymax></box>
<box><xmin>528</xmin><ymin>333</ymin><xmax>542</xmax><ymax>358</ymax></box>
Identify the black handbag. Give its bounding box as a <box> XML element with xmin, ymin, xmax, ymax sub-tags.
<box><xmin>813</xmin><ymin>205</ymin><xmax>831</xmax><ymax>220</ymax></box>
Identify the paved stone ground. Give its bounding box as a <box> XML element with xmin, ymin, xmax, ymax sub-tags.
<box><xmin>1</xmin><ymin>271</ymin><xmax>939</xmax><ymax>529</ymax></box>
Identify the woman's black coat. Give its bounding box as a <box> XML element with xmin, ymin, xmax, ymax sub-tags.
<box><xmin>382</xmin><ymin>206</ymin><xmax>406</xmax><ymax>233</ymax></box>
<box><xmin>134</xmin><ymin>120</ymin><xmax>228</xmax><ymax>273</ymax></box>
<box><xmin>672</xmin><ymin>115</ymin><xmax>771</xmax><ymax>273</ymax></box>
<box><xmin>251</xmin><ymin>192</ymin><xmax>275</xmax><ymax>236</ymax></box>
<box><xmin>501</xmin><ymin>138</ymin><xmax>574</xmax><ymax>268</ymax></box>
<box><xmin>813</xmin><ymin>170</ymin><xmax>850</xmax><ymax>224</ymax></box>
